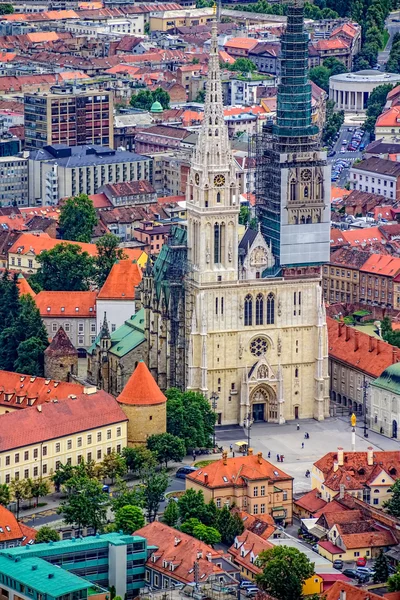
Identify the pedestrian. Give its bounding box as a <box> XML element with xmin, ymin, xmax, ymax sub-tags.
<box><xmin>281</xmin><ymin>455</ymin><xmax>284</xmax><ymax>462</ymax></box>
<box><xmin>230</xmin><ymin>444</ymin><xmax>233</xmax><ymax>453</ymax></box>
<box><xmin>268</xmin><ymin>451</ymin><xmax>271</xmax><ymax>458</ymax></box>
<box><xmin>301</xmin><ymin>442</ymin><xmax>304</xmax><ymax>449</ymax></box>
<box><xmin>276</xmin><ymin>454</ymin><xmax>280</xmax><ymax>462</ymax></box>
<box><xmin>233</xmin><ymin>451</ymin><xmax>235</xmax><ymax>457</ymax></box>
<box><xmin>192</xmin><ymin>451</ymin><xmax>196</xmax><ymax>462</ymax></box>
<box><xmin>297</xmin><ymin>423</ymin><xmax>300</xmax><ymax>431</ymax></box>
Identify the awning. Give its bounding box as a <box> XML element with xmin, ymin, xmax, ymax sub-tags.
<box><xmin>235</xmin><ymin>441</ymin><xmax>248</xmax><ymax>447</ymax></box>
<box><xmin>272</xmin><ymin>506</ymin><xmax>285</xmax><ymax>512</ymax></box>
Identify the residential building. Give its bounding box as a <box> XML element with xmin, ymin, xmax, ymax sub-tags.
<box><xmin>24</xmin><ymin>86</ymin><xmax>114</xmax><ymax>150</ymax></box>
<box><xmin>375</xmin><ymin>105</ymin><xmax>400</xmax><ymax>143</ymax></box>
<box><xmin>35</xmin><ymin>290</ymin><xmax>98</xmax><ymax>351</ymax></box>
<box><xmin>96</xmin><ymin>259</ymin><xmax>142</xmax><ymax>334</ymax></box>
<box><xmin>96</xmin><ymin>180</ymin><xmax>157</xmax><ymax>207</ymax></box>
<box><xmin>0</xmin><ymin>532</ymin><xmax>148</xmax><ymax>599</ymax></box>
<box><xmin>223</xmin><ymin>37</ymin><xmax>258</xmax><ymax>58</ymax></box>
<box><xmin>28</xmin><ymin>144</ymin><xmax>153</xmax><ymax>206</ymax></box>
<box><xmin>8</xmin><ymin>233</ymin><xmax>97</xmax><ymax>274</ymax></box>
<box><xmin>0</xmin><ymin>389</ymin><xmax>127</xmax><ymax>484</ymax></box>
<box><xmin>135</xmin><ymin>521</ymin><xmax>239</xmax><ymax>588</ymax></box>
<box><xmin>149</xmin><ymin>7</ymin><xmax>214</xmax><ymax>32</ymax></box>
<box><xmin>329</xmin><ymin>70</ymin><xmax>400</xmax><ymax>112</ymax></box>
<box><xmin>312</xmin><ymin>446</ymin><xmax>400</xmax><ymax>506</ymax></box>
<box><xmin>0</xmin><ymin>155</ymin><xmax>28</xmax><ymax>206</ymax></box>
<box><xmin>327</xmin><ymin>317</ymin><xmax>398</xmax><ymax>416</ymax></box>
<box><xmin>350</xmin><ymin>156</ymin><xmax>400</xmax><ymax>200</ymax></box>
<box><xmin>365</xmin><ymin>139</ymin><xmax>400</xmax><ymax>159</ymax></box>
<box><xmin>312</xmin><ymin>38</ymin><xmax>352</xmax><ymax>69</ymax></box>
<box><xmin>359</xmin><ymin>254</ymin><xmax>400</xmax><ymax>309</ymax></box>
<box><xmin>370</xmin><ymin>363</ymin><xmax>400</xmax><ymax>438</ymax></box>
<box><xmin>134</xmin><ymin>126</ymin><xmax>190</xmax><ymax>154</ymax></box>
<box><xmin>186</xmin><ymin>451</ymin><xmax>293</xmax><ymax>524</ymax></box>
<box><xmin>293</xmin><ymin>488</ymin><xmax>328</xmax><ymax>519</ymax></box>
<box><xmin>322</xmin><ymin>247</ymin><xmax>370</xmax><ymax>304</ymax></box>
<box><xmin>248</xmin><ymin>42</ymin><xmax>280</xmax><ymax>75</ymax></box>
<box><xmin>224</xmin><ymin>76</ymin><xmax>275</xmax><ymax>106</ymax></box>
<box><xmin>64</xmin><ymin>15</ymin><xmax>144</xmax><ymax>37</ymax></box>
<box><xmin>134</xmin><ymin>222</ymin><xmax>172</xmax><ymax>255</ymax></box>
<box><xmin>324</xmin><ymin>582</ymin><xmax>382</xmax><ymax>600</ymax></box>
<box><xmin>0</xmin><ymin>505</ymin><xmax>36</xmax><ymax>548</ymax></box>
<box><xmin>340</xmin><ymin>189</ymin><xmax>387</xmax><ymax>216</ymax></box>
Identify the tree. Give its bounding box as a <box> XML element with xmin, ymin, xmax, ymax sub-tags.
<box><xmin>14</xmin><ymin>337</ymin><xmax>47</xmax><ymax>377</ymax></box>
<box><xmin>51</xmin><ymin>462</ymin><xmax>75</xmax><ymax>493</ymax></box>
<box><xmin>58</xmin><ymin>476</ymin><xmax>110</xmax><ymax>535</ymax></box>
<box><xmin>363</xmin><ymin>83</ymin><xmax>394</xmax><ymax>132</ymax></box>
<box><xmin>163</xmin><ymin>499</ymin><xmax>179</xmax><ymax>526</ymax></box>
<box><xmin>388</xmin><ymin>566</ymin><xmax>400</xmax><ymax>592</ymax></box>
<box><xmin>195</xmin><ymin>90</ymin><xmax>206</xmax><ymax>103</ymax></box>
<box><xmin>322</xmin><ymin>100</ymin><xmax>344</xmax><ymax>146</ymax></box>
<box><xmin>166</xmin><ymin>388</ymin><xmax>216</xmax><ymax>450</ymax></box>
<box><xmin>0</xmin><ymin>4</ymin><xmax>14</xmax><ymax>14</ymax></box>
<box><xmin>30</xmin><ymin>479</ymin><xmax>50</xmax><ymax>507</ymax></box>
<box><xmin>147</xmin><ymin>433</ymin><xmax>185</xmax><ymax>468</ymax></box>
<box><xmin>323</xmin><ymin>56</ymin><xmax>347</xmax><ymax>76</ymax></box>
<box><xmin>230</xmin><ymin>58</ymin><xmax>256</xmax><ymax>73</ymax></box>
<box><xmin>0</xmin><ymin>483</ymin><xmax>10</xmax><ymax>507</ymax></box>
<box><xmin>122</xmin><ymin>446</ymin><xmax>156</xmax><ymax>475</ymax></box>
<box><xmin>100</xmin><ymin>451</ymin><xmax>127</xmax><ymax>483</ymax></box>
<box><xmin>35</xmin><ymin>526</ymin><xmax>60</xmax><ymax>544</ymax></box>
<box><xmin>181</xmin><ymin>518</ymin><xmax>221</xmax><ymax>545</ymax></box>
<box><xmin>32</xmin><ymin>243</ymin><xmax>95</xmax><ymax>292</ymax></box>
<box><xmin>216</xmin><ymin>506</ymin><xmax>244</xmax><ymax>545</ymax></box>
<box><xmin>178</xmin><ymin>488</ymin><xmax>207</xmax><ymax>523</ymax></box>
<box><xmin>59</xmin><ymin>194</ymin><xmax>98</xmax><ymax>243</ymax></box>
<box><xmin>141</xmin><ymin>468</ymin><xmax>169</xmax><ymax>522</ymax></box>
<box><xmin>10</xmin><ymin>479</ymin><xmax>31</xmax><ymax>519</ymax></box>
<box><xmin>114</xmin><ymin>505</ymin><xmax>145</xmax><ymax>534</ymax></box>
<box><xmin>95</xmin><ymin>234</ymin><xmax>126</xmax><ymax>288</ymax></box>
<box><xmin>239</xmin><ymin>205</ymin><xmax>251</xmax><ymax>226</ymax></box>
<box><xmin>309</xmin><ymin>66</ymin><xmax>330</xmax><ymax>92</ymax></box>
<box><xmin>111</xmin><ymin>478</ymin><xmax>145</xmax><ymax>513</ymax></box>
<box><xmin>130</xmin><ymin>88</ymin><xmax>170</xmax><ymax>111</ymax></box>
<box><xmin>373</xmin><ymin>550</ymin><xmax>390</xmax><ymax>583</ymax></box>
<box><xmin>383</xmin><ymin>479</ymin><xmax>400</xmax><ymax>516</ymax></box>
<box><xmin>152</xmin><ymin>88</ymin><xmax>170</xmax><ymax>109</ymax></box>
<box><xmin>256</xmin><ymin>546</ymin><xmax>315</xmax><ymax>600</ymax></box>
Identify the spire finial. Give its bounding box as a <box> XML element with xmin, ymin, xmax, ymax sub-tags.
<box><xmin>212</xmin><ymin>1</ymin><xmax>216</xmax><ymax>15</ymax></box>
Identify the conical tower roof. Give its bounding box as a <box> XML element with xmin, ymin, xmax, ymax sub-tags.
<box><xmin>45</xmin><ymin>326</ymin><xmax>78</xmax><ymax>357</ymax></box>
<box><xmin>117</xmin><ymin>360</ymin><xmax>166</xmax><ymax>406</ymax></box>
<box><xmin>17</xmin><ymin>274</ymin><xmax>36</xmax><ymax>298</ymax></box>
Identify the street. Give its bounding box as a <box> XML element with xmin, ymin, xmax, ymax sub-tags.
<box><xmin>379</xmin><ymin>10</ymin><xmax>400</xmax><ymax>65</ymax></box>
<box><xmin>329</xmin><ymin>124</ymin><xmax>369</xmax><ymax>188</ymax></box>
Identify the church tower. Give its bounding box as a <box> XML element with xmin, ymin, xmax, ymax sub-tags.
<box><xmin>186</xmin><ymin>16</ymin><xmax>239</xmax><ymax>285</ymax></box>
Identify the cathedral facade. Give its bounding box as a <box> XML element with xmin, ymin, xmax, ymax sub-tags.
<box><xmin>98</xmin><ymin>1</ymin><xmax>331</xmax><ymax>425</ymax></box>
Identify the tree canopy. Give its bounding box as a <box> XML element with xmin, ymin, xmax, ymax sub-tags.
<box><xmin>147</xmin><ymin>433</ymin><xmax>186</xmax><ymax>467</ymax></box>
<box><xmin>181</xmin><ymin>518</ymin><xmax>221</xmax><ymax>545</ymax></box>
<box><xmin>230</xmin><ymin>58</ymin><xmax>256</xmax><ymax>73</ymax></box>
<box><xmin>310</xmin><ymin>58</ymin><xmax>347</xmax><ymax>93</ymax></box>
<box><xmin>31</xmin><ymin>243</ymin><xmax>95</xmax><ymax>291</ymax></box>
<box><xmin>59</xmin><ymin>194</ymin><xmax>98</xmax><ymax>243</ymax></box>
<box><xmin>114</xmin><ymin>505</ymin><xmax>145</xmax><ymax>534</ymax></box>
<box><xmin>95</xmin><ymin>233</ymin><xmax>127</xmax><ymax>288</ymax></box>
<box><xmin>256</xmin><ymin>545</ymin><xmax>315</xmax><ymax>600</ymax></box>
<box><xmin>363</xmin><ymin>84</ymin><xmax>394</xmax><ymax>132</ymax></box>
<box><xmin>58</xmin><ymin>475</ymin><xmax>110</xmax><ymax>534</ymax></box>
<box><xmin>166</xmin><ymin>388</ymin><xmax>215</xmax><ymax>450</ymax></box>
<box><xmin>383</xmin><ymin>478</ymin><xmax>400</xmax><ymax>516</ymax></box>
<box><xmin>130</xmin><ymin>88</ymin><xmax>170</xmax><ymax>111</ymax></box>
<box><xmin>0</xmin><ymin>4</ymin><xmax>13</xmax><ymax>14</ymax></box>
<box><xmin>35</xmin><ymin>526</ymin><xmax>60</xmax><ymax>544</ymax></box>
<box><xmin>141</xmin><ymin>468</ymin><xmax>169</xmax><ymax>522</ymax></box>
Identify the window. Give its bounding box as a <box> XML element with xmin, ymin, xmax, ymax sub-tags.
<box><xmin>67</xmin><ymin>440</ymin><xmax>72</xmax><ymax>450</ymax></box>
<box><xmin>253</xmin><ymin>486</ymin><xmax>258</xmax><ymax>497</ymax></box>
<box><xmin>216</xmin><ymin>498</ymin><xmax>221</xmax><ymax>508</ymax></box>
<box><xmin>24</xmin><ymin>469</ymin><xmax>29</xmax><ymax>479</ymax></box>
<box><xmin>244</xmin><ymin>294</ymin><xmax>253</xmax><ymax>326</ymax></box>
<box><xmin>255</xmin><ymin>294</ymin><xmax>264</xmax><ymax>326</ymax></box>
<box><xmin>5</xmin><ymin>456</ymin><xmax>9</xmax><ymax>466</ymax></box>
<box><xmin>33</xmin><ymin>449</ymin><xmax>38</xmax><ymax>459</ymax></box>
<box><xmin>55</xmin><ymin>443</ymin><xmax>61</xmax><ymax>453</ymax></box>
<box><xmin>260</xmin><ymin>503</ymin><xmax>265</xmax><ymax>514</ymax></box>
<box><xmin>78</xmin><ymin>322</ymin><xmax>84</xmax><ymax>334</ymax></box>
<box><xmin>116</xmin><ymin>444</ymin><xmax>121</xmax><ymax>454</ymax></box>
<box><xmin>354</xmin><ymin>552</ymin><xmax>360</xmax><ymax>557</ymax></box>
<box><xmin>87</xmin><ymin>434</ymin><xmax>92</xmax><ymax>444</ymax></box>
<box><xmin>33</xmin><ymin>466</ymin><xmax>38</xmax><ymax>477</ymax></box>
<box><xmin>87</xmin><ymin>452</ymin><xmax>92</xmax><ymax>462</ymax></box>
<box><xmin>97</xmin><ymin>432</ymin><xmax>102</xmax><ymax>442</ymax></box>
<box><xmin>77</xmin><ymin>437</ymin><xmax>82</xmax><ymax>447</ymax></box>
<box><xmin>14</xmin><ymin>453</ymin><xmax>19</xmax><ymax>464</ymax></box>
<box><xmin>116</xmin><ymin>427</ymin><xmax>121</xmax><ymax>437</ymax></box>
<box><xmin>267</xmin><ymin>293</ymin><xmax>275</xmax><ymax>324</ymax></box>
<box><xmin>253</xmin><ymin>504</ymin><xmax>258</xmax><ymax>514</ymax></box>
<box><xmin>91</xmin><ymin>323</ymin><xmax>96</xmax><ymax>333</ymax></box>
<box><xmin>260</xmin><ymin>485</ymin><xmax>265</xmax><ymax>496</ymax></box>
<box><xmin>64</xmin><ymin>323</ymin><xmax>70</xmax><ymax>333</ymax></box>
<box><xmin>5</xmin><ymin>474</ymin><xmax>10</xmax><ymax>484</ymax></box>
<box><xmin>373</xmin><ymin>498</ymin><xmax>379</xmax><ymax>505</ymax></box>
<box><xmin>52</xmin><ymin>323</ymin><xmax>58</xmax><ymax>333</ymax></box>
<box><xmin>97</xmin><ymin>449</ymin><xmax>102</xmax><ymax>459</ymax></box>
<box><xmin>283</xmin><ymin>491</ymin><xmax>288</xmax><ymax>501</ymax></box>
<box><xmin>214</xmin><ymin>223</ymin><xmax>221</xmax><ymax>264</ymax></box>
<box><xmin>107</xmin><ymin>429</ymin><xmax>111</xmax><ymax>440</ymax></box>
<box><xmin>42</xmin><ymin>464</ymin><xmax>47</xmax><ymax>475</ymax></box>
<box><xmin>24</xmin><ymin>451</ymin><xmax>28</xmax><ymax>461</ymax></box>
<box><xmin>42</xmin><ymin>446</ymin><xmax>47</xmax><ymax>456</ymax></box>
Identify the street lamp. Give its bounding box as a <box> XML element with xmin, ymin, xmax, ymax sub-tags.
<box><xmin>210</xmin><ymin>391</ymin><xmax>219</xmax><ymax>448</ymax></box>
<box><xmin>243</xmin><ymin>412</ymin><xmax>253</xmax><ymax>455</ymax></box>
<box><xmin>357</xmin><ymin>376</ymin><xmax>370</xmax><ymax>437</ymax></box>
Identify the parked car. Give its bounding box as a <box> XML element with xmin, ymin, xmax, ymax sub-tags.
<box><xmin>245</xmin><ymin>588</ymin><xmax>259</xmax><ymax>598</ymax></box>
<box><xmin>312</xmin><ymin>544</ymin><xmax>319</xmax><ymax>553</ymax></box>
<box><xmin>342</xmin><ymin>569</ymin><xmax>358</xmax><ymax>579</ymax></box>
<box><xmin>239</xmin><ymin>581</ymin><xmax>254</xmax><ymax>589</ymax></box>
<box><xmin>356</xmin><ymin>557</ymin><xmax>367</xmax><ymax>567</ymax></box>
<box><xmin>175</xmin><ymin>466</ymin><xmax>198</xmax><ymax>479</ymax></box>
<box><xmin>333</xmin><ymin>559</ymin><xmax>343</xmax><ymax>570</ymax></box>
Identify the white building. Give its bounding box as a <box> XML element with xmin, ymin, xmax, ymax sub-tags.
<box><xmin>0</xmin><ymin>156</ymin><xmax>28</xmax><ymax>206</ymax></box>
<box><xmin>349</xmin><ymin>156</ymin><xmax>400</xmax><ymax>200</ymax></box>
<box><xmin>64</xmin><ymin>15</ymin><xmax>144</xmax><ymax>37</ymax></box>
<box><xmin>329</xmin><ymin>70</ymin><xmax>400</xmax><ymax>112</ymax></box>
<box><xmin>370</xmin><ymin>363</ymin><xmax>400</xmax><ymax>439</ymax></box>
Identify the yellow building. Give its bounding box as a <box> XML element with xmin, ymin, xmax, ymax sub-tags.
<box><xmin>0</xmin><ymin>389</ymin><xmax>127</xmax><ymax>484</ymax></box>
<box><xmin>149</xmin><ymin>7</ymin><xmax>214</xmax><ymax>32</ymax></box>
<box><xmin>186</xmin><ymin>451</ymin><xmax>293</xmax><ymax>524</ymax></box>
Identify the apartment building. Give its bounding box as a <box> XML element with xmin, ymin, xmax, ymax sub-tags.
<box><xmin>359</xmin><ymin>254</ymin><xmax>400</xmax><ymax>309</ymax></box>
<box><xmin>350</xmin><ymin>156</ymin><xmax>400</xmax><ymax>201</ymax></box>
<box><xmin>24</xmin><ymin>86</ymin><xmax>114</xmax><ymax>150</ymax></box>
<box><xmin>28</xmin><ymin>144</ymin><xmax>153</xmax><ymax>205</ymax></box>
<box><xmin>0</xmin><ymin>156</ymin><xmax>28</xmax><ymax>206</ymax></box>
<box><xmin>322</xmin><ymin>247</ymin><xmax>370</xmax><ymax>304</ymax></box>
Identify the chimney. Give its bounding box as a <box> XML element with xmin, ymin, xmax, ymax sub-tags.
<box><xmin>345</xmin><ymin>325</ymin><xmax>350</xmax><ymax>341</ymax></box>
<box><xmin>376</xmin><ymin>339</ymin><xmax>381</xmax><ymax>355</ymax></box>
<box><xmin>339</xmin><ymin>483</ymin><xmax>345</xmax><ymax>500</ymax></box>
<box><xmin>204</xmin><ymin>473</ymin><xmax>208</xmax><ymax>484</ymax></box>
<box><xmin>369</xmin><ymin>336</ymin><xmax>375</xmax><ymax>352</ymax></box>
<box><xmin>367</xmin><ymin>446</ymin><xmax>373</xmax><ymax>466</ymax></box>
<box><xmin>354</xmin><ymin>330</ymin><xmax>359</xmax><ymax>352</ymax></box>
<box><xmin>337</xmin><ymin>447</ymin><xmax>344</xmax><ymax>466</ymax></box>
<box><xmin>333</xmin><ymin>461</ymin><xmax>338</xmax><ymax>472</ymax></box>
<box><xmin>393</xmin><ymin>348</ymin><xmax>398</xmax><ymax>364</ymax></box>
<box><xmin>222</xmin><ymin>451</ymin><xmax>228</xmax><ymax>465</ymax></box>
<box><xmin>174</xmin><ymin>537</ymin><xmax>181</xmax><ymax>546</ymax></box>
<box><xmin>248</xmin><ymin>448</ymin><xmax>253</xmax><ymax>456</ymax></box>
<box><xmin>257</xmin><ymin>452</ymin><xmax>262</xmax><ymax>464</ymax></box>
<box><xmin>37</xmin><ymin>405</ymin><xmax>42</xmax><ymax>412</ymax></box>
<box><xmin>338</xmin><ymin>321</ymin><xmax>344</xmax><ymax>337</ymax></box>
<box><xmin>339</xmin><ymin>590</ymin><xmax>346</xmax><ymax>600</ymax></box>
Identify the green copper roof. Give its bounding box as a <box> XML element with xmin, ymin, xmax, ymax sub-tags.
<box><xmin>372</xmin><ymin>363</ymin><xmax>400</xmax><ymax>394</ymax></box>
<box><xmin>0</xmin><ymin>555</ymin><xmax>91</xmax><ymax>598</ymax></box>
<box><xmin>150</xmin><ymin>100</ymin><xmax>163</xmax><ymax>113</ymax></box>
<box><xmin>109</xmin><ymin>308</ymin><xmax>145</xmax><ymax>357</ymax></box>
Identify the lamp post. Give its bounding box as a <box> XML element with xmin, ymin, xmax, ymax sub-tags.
<box><xmin>210</xmin><ymin>391</ymin><xmax>219</xmax><ymax>448</ymax></box>
<box><xmin>357</xmin><ymin>376</ymin><xmax>370</xmax><ymax>437</ymax></box>
<box><xmin>243</xmin><ymin>412</ymin><xmax>253</xmax><ymax>455</ymax></box>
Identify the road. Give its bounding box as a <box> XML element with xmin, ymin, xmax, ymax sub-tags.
<box><xmin>329</xmin><ymin>124</ymin><xmax>369</xmax><ymax>188</ymax></box>
<box><xmin>379</xmin><ymin>10</ymin><xmax>400</xmax><ymax>65</ymax></box>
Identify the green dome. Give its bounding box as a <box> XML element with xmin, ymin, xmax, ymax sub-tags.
<box><xmin>373</xmin><ymin>362</ymin><xmax>400</xmax><ymax>394</ymax></box>
<box><xmin>150</xmin><ymin>101</ymin><xmax>163</xmax><ymax>113</ymax></box>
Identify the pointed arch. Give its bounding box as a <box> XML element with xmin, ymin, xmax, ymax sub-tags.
<box><xmin>214</xmin><ymin>223</ymin><xmax>221</xmax><ymax>264</ymax></box>
<box><xmin>244</xmin><ymin>294</ymin><xmax>253</xmax><ymax>326</ymax></box>
<box><xmin>256</xmin><ymin>293</ymin><xmax>264</xmax><ymax>326</ymax></box>
<box><xmin>266</xmin><ymin>293</ymin><xmax>275</xmax><ymax>324</ymax></box>
<box><xmin>290</xmin><ymin>179</ymin><xmax>296</xmax><ymax>201</ymax></box>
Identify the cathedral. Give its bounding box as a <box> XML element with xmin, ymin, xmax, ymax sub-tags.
<box><xmin>92</xmin><ymin>1</ymin><xmax>331</xmax><ymax>426</ymax></box>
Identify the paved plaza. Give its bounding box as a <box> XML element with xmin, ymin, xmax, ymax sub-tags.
<box><xmin>215</xmin><ymin>416</ymin><xmax>400</xmax><ymax>494</ymax></box>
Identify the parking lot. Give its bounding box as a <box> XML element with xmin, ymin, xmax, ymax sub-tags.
<box><xmin>328</xmin><ymin>124</ymin><xmax>369</xmax><ymax>187</ymax></box>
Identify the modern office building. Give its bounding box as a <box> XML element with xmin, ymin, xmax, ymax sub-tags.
<box><xmin>0</xmin><ymin>155</ymin><xmax>28</xmax><ymax>206</ymax></box>
<box><xmin>24</xmin><ymin>86</ymin><xmax>114</xmax><ymax>150</ymax></box>
<box><xmin>28</xmin><ymin>144</ymin><xmax>153</xmax><ymax>205</ymax></box>
<box><xmin>0</xmin><ymin>532</ymin><xmax>148</xmax><ymax>599</ymax></box>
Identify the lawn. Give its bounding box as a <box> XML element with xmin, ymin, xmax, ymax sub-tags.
<box><xmin>382</xmin><ymin>29</ymin><xmax>390</xmax><ymax>49</ymax></box>
<box><xmin>194</xmin><ymin>459</ymin><xmax>218</xmax><ymax>468</ymax></box>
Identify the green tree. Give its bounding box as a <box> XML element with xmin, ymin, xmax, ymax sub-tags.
<box><xmin>239</xmin><ymin>205</ymin><xmax>251</xmax><ymax>226</ymax></box>
<box><xmin>10</xmin><ymin>478</ymin><xmax>31</xmax><ymax>519</ymax></box>
<box><xmin>51</xmin><ymin>462</ymin><xmax>75</xmax><ymax>493</ymax></box>
<box><xmin>256</xmin><ymin>545</ymin><xmax>315</xmax><ymax>600</ymax></box>
<box><xmin>152</xmin><ymin>87</ymin><xmax>170</xmax><ymax>109</ymax></box>
<box><xmin>95</xmin><ymin>234</ymin><xmax>127</xmax><ymax>288</ymax></box>
<box><xmin>35</xmin><ymin>526</ymin><xmax>60</xmax><ymax>544</ymax></box>
<box><xmin>59</xmin><ymin>194</ymin><xmax>97</xmax><ymax>243</ymax></box>
<box><xmin>30</xmin><ymin>479</ymin><xmax>50</xmax><ymax>507</ymax></box>
<box><xmin>130</xmin><ymin>89</ymin><xmax>153</xmax><ymax>110</ymax></box>
<box><xmin>141</xmin><ymin>468</ymin><xmax>169</xmax><ymax>522</ymax></box>
<box><xmin>122</xmin><ymin>446</ymin><xmax>156</xmax><ymax>475</ymax></box>
<box><xmin>363</xmin><ymin>83</ymin><xmax>394</xmax><ymax>132</ymax></box>
<box><xmin>230</xmin><ymin>58</ymin><xmax>256</xmax><ymax>73</ymax></box>
<box><xmin>181</xmin><ymin>518</ymin><xmax>221</xmax><ymax>545</ymax></box>
<box><xmin>178</xmin><ymin>489</ymin><xmax>207</xmax><ymax>523</ymax></box>
<box><xmin>32</xmin><ymin>243</ymin><xmax>95</xmax><ymax>291</ymax></box>
<box><xmin>114</xmin><ymin>505</ymin><xmax>145</xmax><ymax>534</ymax></box>
<box><xmin>309</xmin><ymin>66</ymin><xmax>330</xmax><ymax>92</ymax></box>
<box><xmin>216</xmin><ymin>506</ymin><xmax>244</xmax><ymax>545</ymax></box>
<box><xmin>388</xmin><ymin>566</ymin><xmax>400</xmax><ymax>592</ymax></box>
<box><xmin>166</xmin><ymin>388</ymin><xmax>215</xmax><ymax>450</ymax></box>
<box><xmin>0</xmin><ymin>4</ymin><xmax>14</xmax><ymax>14</ymax></box>
<box><xmin>323</xmin><ymin>56</ymin><xmax>347</xmax><ymax>76</ymax></box>
<box><xmin>0</xmin><ymin>483</ymin><xmax>10</xmax><ymax>507</ymax></box>
<box><xmin>111</xmin><ymin>478</ymin><xmax>145</xmax><ymax>513</ymax></box>
<box><xmin>147</xmin><ymin>433</ymin><xmax>185</xmax><ymax>468</ymax></box>
<box><xmin>195</xmin><ymin>90</ymin><xmax>206</xmax><ymax>103</ymax></box>
<box><xmin>373</xmin><ymin>550</ymin><xmax>390</xmax><ymax>583</ymax></box>
<box><xmin>163</xmin><ymin>499</ymin><xmax>179</xmax><ymax>526</ymax></box>
<box><xmin>383</xmin><ymin>479</ymin><xmax>400</xmax><ymax>516</ymax></box>
<box><xmin>58</xmin><ymin>476</ymin><xmax>110</xmax><ymax>535</ymax></box>
<box><xmin>322</xmin><ymin>100</ymin><xmax>344</xmax><ymax>146</ymax></box>
<box><xmin>100</xmin><ymin>451</ymin><xmax>127</xmax><ymax>483</ymax></box>
<box><xmin>14</xmin><ymin>337</ymin><xmax>47</xmax><ymax>376</ymax></box>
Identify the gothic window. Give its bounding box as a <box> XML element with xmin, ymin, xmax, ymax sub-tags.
<box><xmin>256</xmin><ymin>293</ymin><xmax>264</xmax><ymax>326</ymax></box>
<box><xmin>244</xmin><ymin>294</ymin><xmax>253</xmax><ymax>326</ymax></box>
<box><xmin>214</xmin><ymin>223</ymin><xmax>221</xmax><ymax>264</ymax></box>
<box><xmin>295</xmin><ymin>367</ymin><xmax>299</xmax><ymax>378</ymax></box>
<box><xmin>209</xmin><ymin>117</ymin><xmax>212</xmax><ymax>125</ymax></box>
<box><xmin>209</xmin><ymin>129</ymin><xmax>212</xmax><ymax>137</ymax></box>
<box><xmin>217</xmin><ymin>192</ymin><xmax>221</xmax><ymax>203</ymax></box>
<box><xmin>250</xmin><ymin>337</ymin><xmax>268</xmax><ymax>356</ymax></box>
<box><xmin>266</xmin><ymin>293</ymin><xmax>275</xmax><ymax>324</ymax></box>
<box><xmin>290</xmin><ymin>179</ymin><xmax>296</xmax><ymax>201</ymax></box>
<box><xmin>304</xmin><ymin>185</ymin><xmax>309</xmax><ymax>198</ymax></box>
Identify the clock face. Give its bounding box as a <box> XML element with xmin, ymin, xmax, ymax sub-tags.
<box><xmin>195</xmin><ymin>173</ymin><xmax>200</xmax><ymax>184</ymax></box>
<box><xmin>214</xmin><ymin>174</ymin><xmax>225</xmax><ymax>187</ymax></box>
<box><xmin>301</xmin><ymin>169</ymin><xmax>312</xmax><ymax>182</ymax></box>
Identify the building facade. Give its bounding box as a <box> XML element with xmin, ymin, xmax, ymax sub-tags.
<box><xmin>24</xmin><ymin>86</ymin><xmax>114</xmax><ymax>150</ymax></box>
<box><xmin>370</xmin><ymin>363</ymin><xmax>400</xmax><ymax>438</ymax></box>
<box><xmin>329</xmin><ymin>70</ymin><xmax>400</xmax><ymax>113</ymax></box>
<box><xmin>322</xmin><ymin>247</ymin><xmax>370</xmax><ymax>305</ymax></box>
<box><xmin>0</xmin><ymin>156</ymin><xmax>28</xmax><ymax>206</ymax></box>
<box><xmin>350</xmin><ymin>156</ymin><xmax>400</xmax><ymax>200</ymax></box>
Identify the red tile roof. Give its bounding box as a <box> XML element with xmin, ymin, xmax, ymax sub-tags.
<box><xmin>318</xmin><ymin>540</ymin><xmax>343</xmax><ymax>555</ymax></box>
<box><xmin>17</xmin><ymin>275</ymin><xmax>36</xmax><ymax>298</ymax></box>
<box><xmin>0</xmin><ymin>505</ymin><xmax>36</xmax><ymax>544</ymax></box>
<box><xmin>338</xmin><ymin>527</ymin><xmax>396</xmax><ymax>549</ymax></box>
<box><xmin>360</xmin><ymin>253</ymin><xmax>400</xmax><ymax>277</ymax></box>
<box><xmin>98</xmin><ymin>259</ymin><xmax>142</xmax><ymax>300</ymax></box>
<box><xmin>0</xmin><ymin>370</ymin><xmax>83</xmax><ymax>409</ymax></box>
<box><xmin>88</xmin><ymin>193</ymin><xmax>113</xmax><ymax>209</ymax></box>
<box><xmin>45</xmin><ymin>327</ymin><xmax>77</xmax><ymax>357</ymax></box>
<box><xmin>0</xmin><ymin>390</ymin><xmax>127</xmax><ymax>451</ymax></box>
<box><xmin>187</xmin><ymin>453</ymin><xmax>292</xmax><ymax>489</ymax></box>
<box><xmin>327</xmin><ymin>317</ymin><xmax>397</xmax><ymax>378</ymax></box>
<box><xmin>135</xmin><ymin>522</ymin><xmax>227</xmax><ymax>585</ymax></box>
<box><xmin>231</xmin><ymin>508</ymin><xmax>275</xmax><ymax>540</ymax></box>
<box><xmin>9</xmin><ymin>233</ymin><xmax>97</xmax><ymax>257</ymax></box>
<box><xmin>315</xmin><ymin>38</ymin><xmax>350</xmax><ymax>50</ymax></box>
<box><xmin>376</xmin><ymin>106</ymin><xmax>400</xmax><ymax>127</ymax></box>
<box><xmin>341</xmin><ymin>226</ymin><xmax>385</xmax><ymax>247</ymax></box>
<box><xmin>224</xmin><ymin>37</ymin><xmax>258</xmax><ymax>51</ymax></box>
<box><xmin>117</xmin><ymin>360</ymin><xmax>166</xmax><ymax>406</ymax></box>
<box><xmin>314</xmin><ymin>500</ymin><xmax>350</xmax><ymax>519</ymax></box>
<box><xmin>325</xmin><ymin>582</ymin><xmax>382</xmax><ymax>600</ymax></box>
<box><xmin>228</xmin><ymin>529</ymin><xmax>273</xmax><ymax>575</ymax></box>
<box><xmin>293</xmin><ymin>489</ymin><xmax>327</xmax><ymax>514</ymax></box>
<box><xmin>35</xmin><ymin>291</ymin><xmax>97</xmax><ymax>318</ymax></box>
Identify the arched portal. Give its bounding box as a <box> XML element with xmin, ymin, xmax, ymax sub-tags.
<box><xmin>250</xmin><ymin>386</ymin><xmax>278</xmax><ymax>423</ymax></box>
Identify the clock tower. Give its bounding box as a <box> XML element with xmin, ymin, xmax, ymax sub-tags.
<box><xmin>186</xmin><ymin>17</ymin><xmax>239</xmax><ymax>286</ymax></box>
